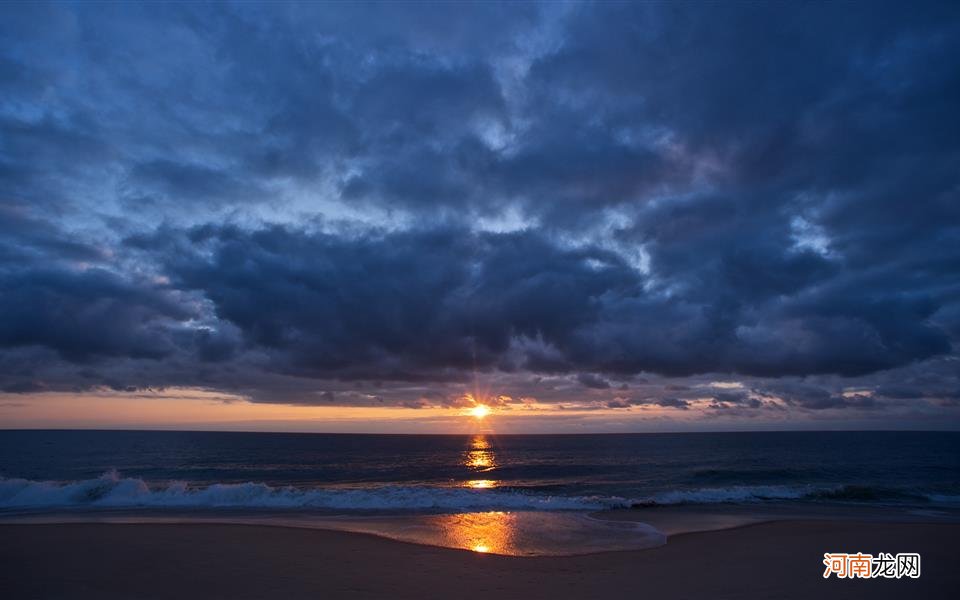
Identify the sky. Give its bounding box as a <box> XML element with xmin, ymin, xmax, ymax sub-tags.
<box><xmin>1</xmin><ymin>1</ymin><xmax>959</xmax><ymax>433</ymax></box>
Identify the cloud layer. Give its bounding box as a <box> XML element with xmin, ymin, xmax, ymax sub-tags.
<box><xmin>1</xmin><ymin>2</ymin><xmax>958</xmax><ymax>423</ymax></box>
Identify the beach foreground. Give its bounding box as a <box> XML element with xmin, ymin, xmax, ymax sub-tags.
<box><xmin>2</xmin><ymin>520</ymin><xmax>957</xmax><ymax>599</ymax></box>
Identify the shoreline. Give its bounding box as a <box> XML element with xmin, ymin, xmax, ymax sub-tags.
<box><xmin>0</xmin><ymin>503</ymin><xmax>960</xmax><ymax>557</ymax></box>
<box><xmin>3</xmin><ymin>499</ymin><xmax>957</xmax><ymax>544</ymax></box>
<box><xmin>2</xmin><ymin>519</ymin><xmax>957</xmax><ymax>599</ymax></box>
<box><xmin>0</xmin><ymin>511</ymin><xmax>951</xmax><ymax>551</ymax></box>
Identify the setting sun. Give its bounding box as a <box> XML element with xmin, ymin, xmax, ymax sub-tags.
<box><xmin>469</xmin><ymin>405</ymin><xmax>491</xmax><ymax>419</ymax></box>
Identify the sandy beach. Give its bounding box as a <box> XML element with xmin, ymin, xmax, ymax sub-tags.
<box><xmin>2</xmin><ymin>520</ymin><xmax>957</xmax><ymax>599</ymax></box>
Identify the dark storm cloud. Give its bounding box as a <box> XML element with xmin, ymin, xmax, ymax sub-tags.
<box><xmin>576</xmin><ymin>373</ymin><xmax>611</xmax><ymax>390</ymax></box>
<box><xmin>1</xmin><ymin>380</ymin><xmax>46</xmax><ymax>394</ymax></box>
<box><xmin>0</xmin><ymin>2</ymin><xmax>958</xmax><ymax>416</ymax></box>
<box><xmin>0</xmin><ymin>204</ymin><xmax>106</xmax><ymax>264</ymax></box>
<box><xmin>0</xmin><ymin>266</ymin><xmax>192</xmax><ymax>361</ymax></box>
<box><xmin>707</xmin><ymin>392</ymin><xmax>763</xmax><ymax>411</ymax></box>
<box><xmin>126</xmin><ymin>224</ymin><xmax>643</xmax><ymax>380</ymax></box>
<box><xmin>118</xmin><ymin>221</ymin><xmax>950</xmax><ymax>385</ymax></box>
<box><xmin>652</xmin><ymin>398</ymin><xmax>690</xmax><ymax>410</ymax></box>
<box><xmin>631</xmin><ymin>397</ymin><xmax>691</xmax><ymax>411</ymax></box>
<box><xmin>128</xmin><ymin>160</ymin><xmax>267</xmax><ymax>207</ymax></box>
<box><xmin>752</xmin><ymin>382</ymin><xmax>878</xmax><ymax>411</ymax></box>
<box><xmin>604</xmin><ymin>396</ymin><xmax>691</xmax><ymax>410</ymax></box>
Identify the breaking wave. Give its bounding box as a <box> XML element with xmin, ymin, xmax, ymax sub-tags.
<box><xmin>0</xmin><ymin>471</ymin><xmax>619</xmax><ymax>511</ymax></box>
<box><xmin>2</xmin><ymin>472</ymin><xmax>957</xmax><ymax>512</ymax></box>
<box><xmin>632</xmin><ymin>484</ymin><xmax>960</xmax><ymax>507</ymax></box>
<box><xmin>634</xmin><ymin>485</ymin><xmax>808</xmax><ymax>506</ymax></box>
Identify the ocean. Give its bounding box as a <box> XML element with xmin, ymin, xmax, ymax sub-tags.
<box><xmin>2</xmin><ymin>430</ymin><xmax>958</xmax><ymax>512</ymax></box>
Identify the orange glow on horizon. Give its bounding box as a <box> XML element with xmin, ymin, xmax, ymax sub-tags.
<box><xmin>0</xmin><ymin>387</ymin><xmax>738</xmax><ymax>433</ymax></box>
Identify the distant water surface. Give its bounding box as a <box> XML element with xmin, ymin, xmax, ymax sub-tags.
<box><xmin>1</xmin><ymin>430</ymin><xmax>958</xmax><ymax>512</ymax></box>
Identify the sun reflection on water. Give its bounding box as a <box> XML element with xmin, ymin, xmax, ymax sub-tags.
<box><xmin>463</xmin><ymin>434</ymin><xmax>497</xmax><ymax>475</ymax></box>
<box><xmin>465</xmin><ymin>479</ymin><xmax>497</xmax><ymax>489</ymax></box>
<box><xmin>435</xmin><ymin>511</ymin><xmax>516</xmax><ymax>555</ymax></box>
<box><xmin>285</xmin><ymin>437</ymin><xmax>664</xmax><ymax>556</ymax></box>
<box><xmin>310</xmin><ymin>511</ymin><xmax>665</xmax><ymax>556</ymax></box>
<box><xmin>295</xmin><ymin>431</ymin><xmax>665</xmax><ymax>557</ymax></box>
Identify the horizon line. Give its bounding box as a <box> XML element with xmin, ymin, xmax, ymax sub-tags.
<box><xmin>2</xmin><ymin>427</ymin><xmax>958</xmax><ymax>436</ymax></box>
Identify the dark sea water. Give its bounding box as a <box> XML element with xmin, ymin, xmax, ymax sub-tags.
<box><xmin>1</xmin><ymin>430</ymin><xmax>958</xmax><ymax>512</ymax></box>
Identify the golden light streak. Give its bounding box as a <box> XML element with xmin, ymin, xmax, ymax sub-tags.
<box><xmin>435</xmin><ymin>512</ymin><xmax>514</xmax><ymax>555</ymax></box>
<box><xmin>465</xmin><ymin>479</ymin><xmax>498</xmax><ymax>489</ymax></box>
<box><xmin>463</xmin><ymin>434</ymin><xmax>497</xmax><ymax>473</ymax></box>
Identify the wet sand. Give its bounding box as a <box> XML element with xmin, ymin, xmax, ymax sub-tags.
<box><xmin>2</xmin><ymin>520</ymin><xmax>957</xmax><ymax>599</ymax></box>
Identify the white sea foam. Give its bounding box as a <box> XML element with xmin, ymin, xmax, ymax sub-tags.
<box><xmin>640</xmin><ymin>485</ymin><xmax>808</xmax><ymax>505</ymax></box>
<box><xmin>0</xmin><ymin>471</ymin><xmax>619</xmax><ymax>511</ymax></box>
<box><xmin>635</xmin><ymin>484</ymin><xmax>956</xmax><ymax>506</ymax></box>
<box><xmin>1</xmin><ymin>471</ymin><xmax>952</xmax><ymax>512</ymax></box>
